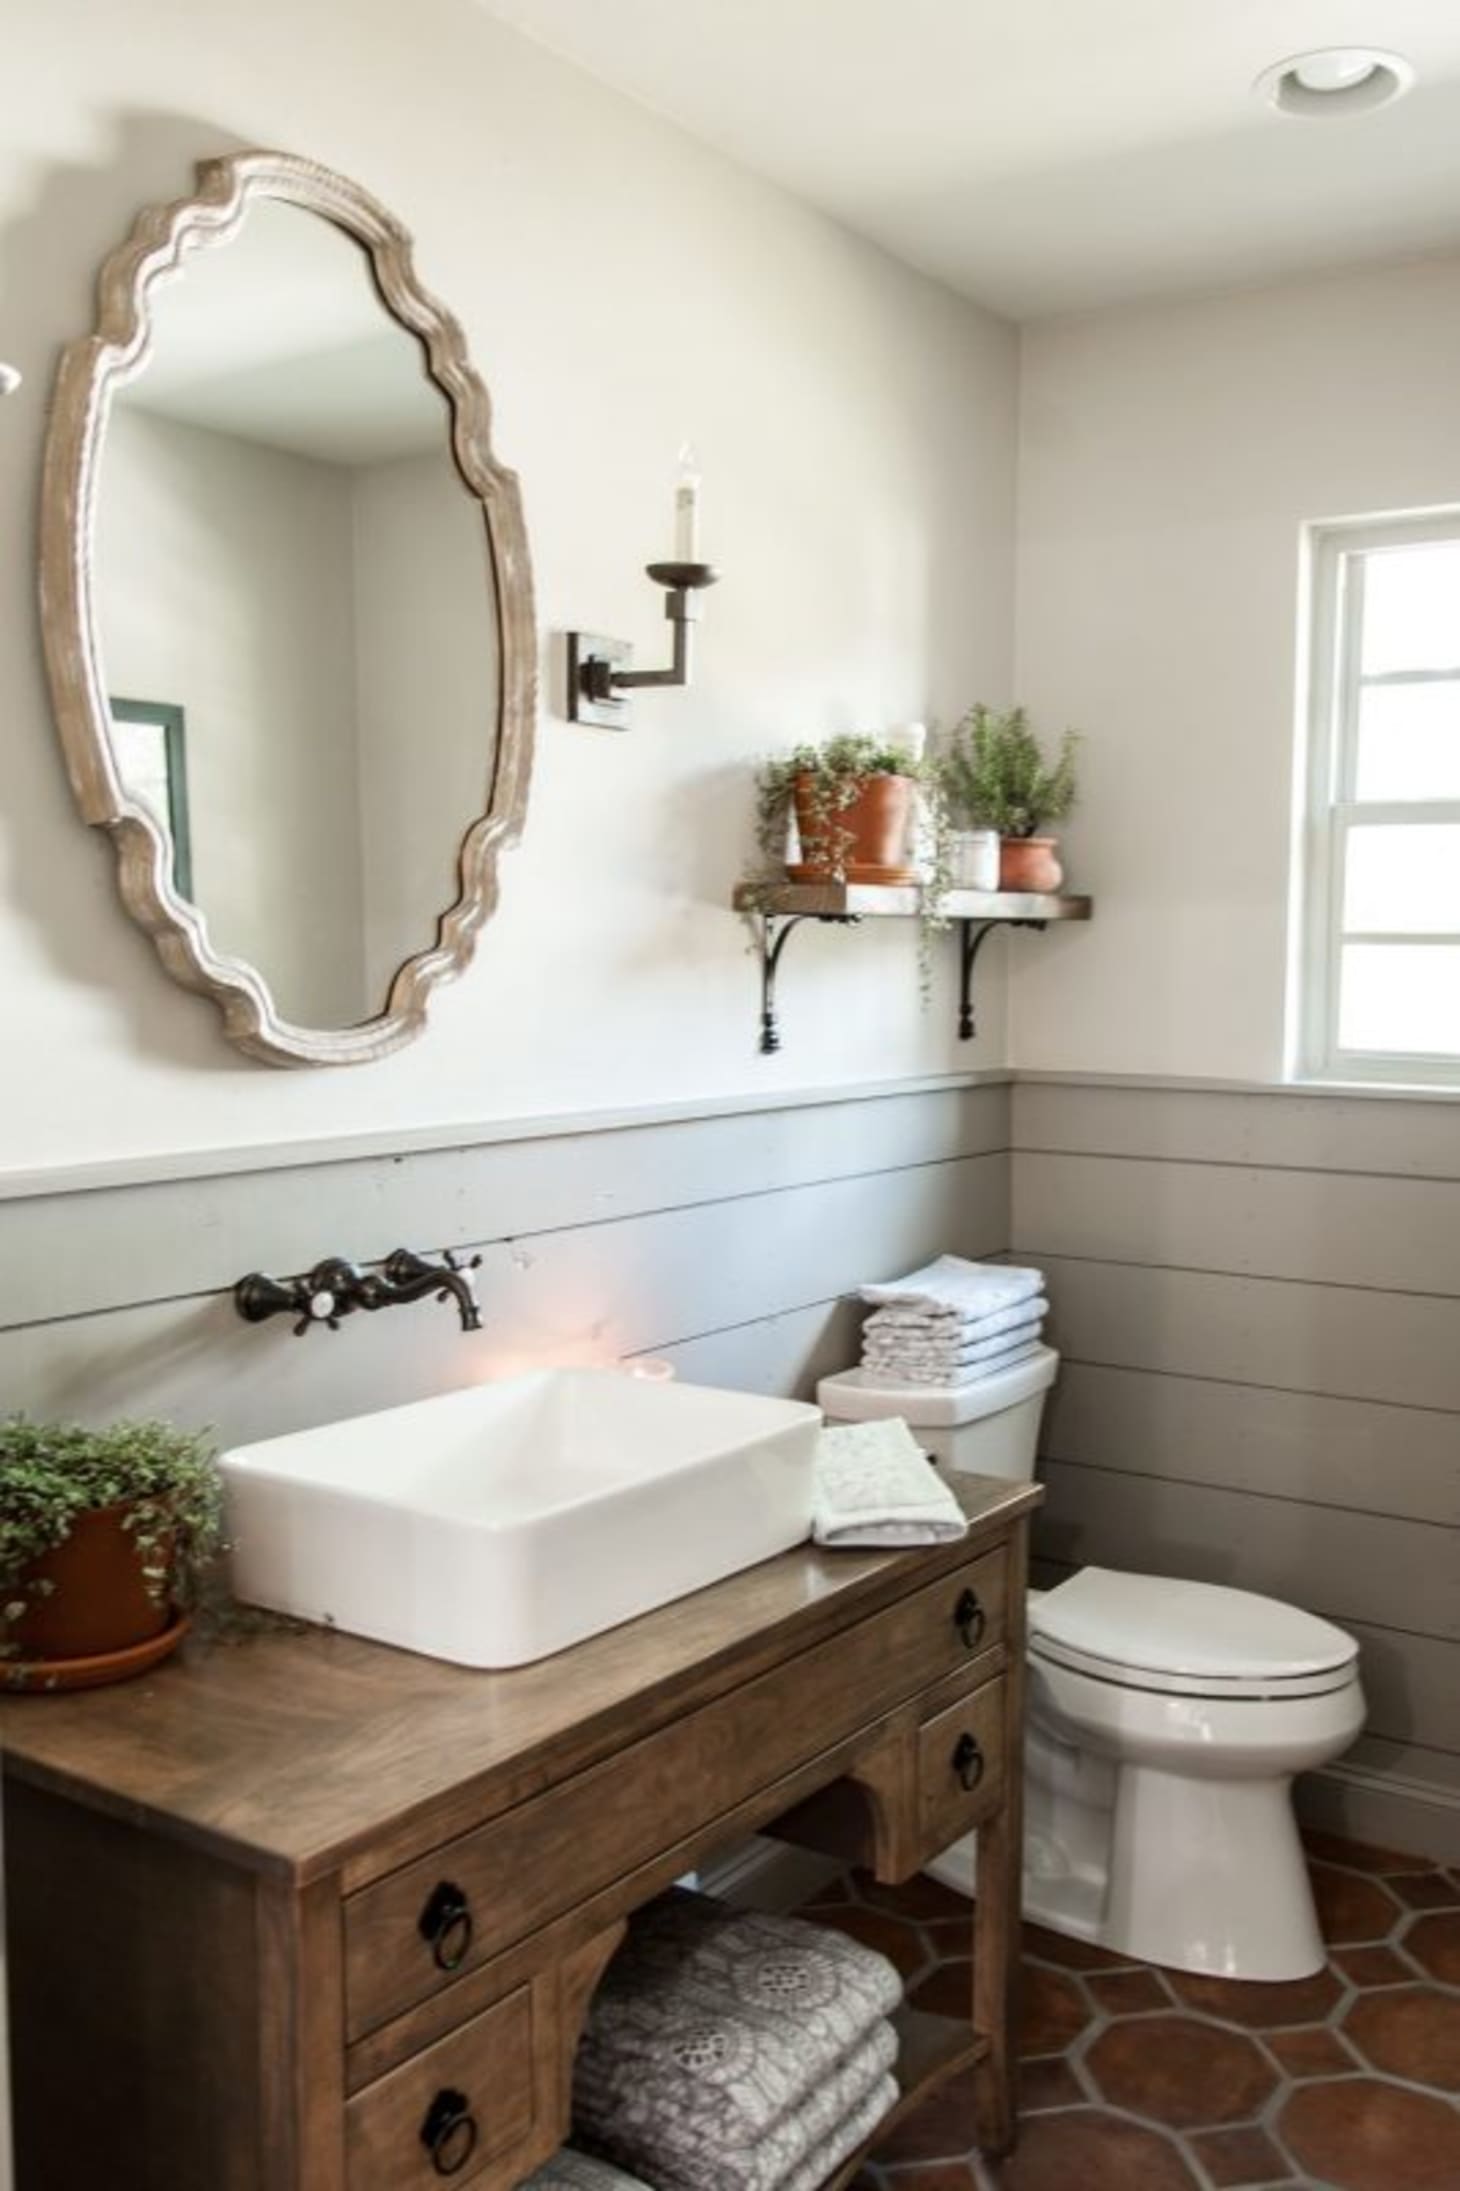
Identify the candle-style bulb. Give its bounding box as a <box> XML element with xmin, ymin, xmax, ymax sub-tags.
<box><xmin>0</xmin><ymin>363</ymin><xmax>22</xmax><ymax>396</ymax></box>
<box><xmin>674</xmin><ymin>440</ymin><xmax>701</xmax><ymax>563</ymax></box>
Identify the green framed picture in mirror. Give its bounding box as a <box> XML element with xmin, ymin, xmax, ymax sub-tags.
<box><xmin>107</xmin><ymin>698</ymin><xmax>193</xmax><ymax>901</ymax></box>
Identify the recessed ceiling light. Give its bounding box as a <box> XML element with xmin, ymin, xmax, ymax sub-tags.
<box><xmin>1254</xmin><ymin>47</ymin><xmax>1414</xmax><ymax>118</ymax></box>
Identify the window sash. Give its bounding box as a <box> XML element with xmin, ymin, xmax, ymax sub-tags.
<box><xmin>1294</xmin><ymin>514</ymin><xmax>1460</xmax><ymax>1086</ymax></box>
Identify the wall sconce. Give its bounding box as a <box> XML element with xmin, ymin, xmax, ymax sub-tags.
<box><xmin>568</xmin><ymin>447</ymin><xmax>720</xmax><ymax>729</ymax></box>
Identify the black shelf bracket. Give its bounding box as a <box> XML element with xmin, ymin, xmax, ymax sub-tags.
<box><xmin>751</xmin><ymin>913</ymin><xmax>860</xmax><ymax>1054</ymax></box>
<box><xmin>958</xmin><ymin>917</ymin><xmax>1047</xmax><ymax>1040</ymax></box>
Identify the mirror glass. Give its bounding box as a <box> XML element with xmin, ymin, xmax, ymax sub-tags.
<box><xmin>93</xmin><ymin>199</ymin><xmax>501</xmax><ymax>1028</ymax></box>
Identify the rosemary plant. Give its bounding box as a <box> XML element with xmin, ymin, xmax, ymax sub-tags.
<box><xmin>942</xmin><ymin>705</ymin><xmax>1080</xmax><ymax>838</ymax></box>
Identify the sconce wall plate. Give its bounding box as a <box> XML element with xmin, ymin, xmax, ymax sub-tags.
<box><xmin>568</xmin><ymin>632</ymin><xmax>634</xmax><ymax>730</ymax></box>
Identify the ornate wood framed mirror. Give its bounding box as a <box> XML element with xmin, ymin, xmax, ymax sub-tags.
<box><xmin>41</xmin><ymin>150</ymin><xmax>536</xmax><ymax>1066</ymax></box>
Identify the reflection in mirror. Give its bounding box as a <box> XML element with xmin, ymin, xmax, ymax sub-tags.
<box><xmin>93</xmin><ymin>198</ymin><xmax>501</xmax><ymax>1028</ymax></box>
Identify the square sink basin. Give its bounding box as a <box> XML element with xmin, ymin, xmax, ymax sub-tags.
<box><xmin>221</xmin><ymin>1369</ymin><xmax>821</xmax><ymax>1668</ymax></box>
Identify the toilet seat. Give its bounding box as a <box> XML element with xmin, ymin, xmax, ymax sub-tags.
<box><xmin>1029</xmin><ymin>1567</ymin><xmax>1360</xmax><ymax>1700</ymax></box>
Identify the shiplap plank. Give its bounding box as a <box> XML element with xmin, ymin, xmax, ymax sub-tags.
<box><xmin>0</xmin><ymin>1156</ymin><xmax>1003</xmax><ymax>1449</ymax></box>
<box><xmin>1014</xmin><ymin>1081</ymin><xmax>1460</xmax><ymax>1181</ymax></box>
<box><xmin>0</xmin><ymin>1083</ymin><xmax>1010</xmax><ymax>1330</ymax></box>
<box><xmin>1042</xmin><ymin>1362</ymin><xmax>1460</xmax><ymax>1528</ymax></box>
<box><xmin>649</xmin><ymin>1297</ymin><xmax>865</xmax><ymax>1400</ymax></box>
<box><xmin>1014</xmin><ymin>1151</ymin><xmax>1460</xmax><ymax>1297</ymax></box>
<box><xmin>1036</xmin><ymin>1254</ymin><xmax>1460</xmax><ymax>1414</ymax></box>
<box><xmin>1036</xmin><ymin>1460</ymin><xmax>1459</xmax><ymax>1647</ymax></box>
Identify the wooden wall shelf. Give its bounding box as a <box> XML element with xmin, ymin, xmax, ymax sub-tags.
<box><xmin>731</xmin><ymin>883</ymin><xmax>1094</xmax><ymax>1052</ymax></box>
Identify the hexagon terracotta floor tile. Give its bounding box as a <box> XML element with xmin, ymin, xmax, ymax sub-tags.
<box><xmin>818</xmin><ymin>1827</ymin><xmax>1460</xmax><ymax>2191</ymax></box>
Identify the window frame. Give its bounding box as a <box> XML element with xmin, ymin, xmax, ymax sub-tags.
<box><xmin>1291</xmin><ymin>511</ymin><xmax>1460</xmax><ymax>1089</ymax></box>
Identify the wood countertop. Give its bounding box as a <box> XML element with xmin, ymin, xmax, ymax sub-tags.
<box><xmin>0</xmin><ymin>1475</ymin><xmax>1039</xmax><ymax>1884</ymax></box>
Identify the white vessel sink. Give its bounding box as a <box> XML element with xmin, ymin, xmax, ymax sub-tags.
<box><xmin>221</xmin><ymin>1368</ymin><xmax>821</xmax><ymax>1668</ymax></box>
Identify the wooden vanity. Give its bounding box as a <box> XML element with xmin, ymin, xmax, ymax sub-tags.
<box><xmin>0</xmin><ymin>1475</ymin><xmax>1037</xmax><ymax>2190</ymax></box>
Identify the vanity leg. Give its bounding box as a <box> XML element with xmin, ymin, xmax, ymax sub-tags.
<box><xmin>972</xmin><ymin>1515</ymin><xmax>1029</xmax><ymax>2155</ymax></box>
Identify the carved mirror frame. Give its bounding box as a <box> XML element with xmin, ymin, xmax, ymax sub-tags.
<box><xmin>40</xmin><ymin>150</ymin><xmax>537</xmax><ymax>1066</ymax></box>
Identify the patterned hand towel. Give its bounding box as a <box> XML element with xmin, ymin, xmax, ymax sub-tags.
<box><xmin>863</xmin><ymin>1306</ymin><xmax>1048</xmax><ymax>1368</ymax></box>
<box><xmin>858</xmin><ymin>1339</ymin><xmax>1045</xmax><ymax>1389</ymax></box>
<box><xmin>813</xmin><ymin>1420</ymin><xmax>966</xmax><ymax>1547</ymax></box>
<box><xmin>863</xmin><ymin>1295</ymin><xmax>1047</xmax><ymax>1344</ymax></box>
<box><xmin>573</xmin><ymin>1892</ymin><xmax>902</xmax><ymax>2191</ymax></box>
<box><xmin>781</xmin><ymin>2072</ymin><xmax>900</xmax><ymax>2191</ymax></box>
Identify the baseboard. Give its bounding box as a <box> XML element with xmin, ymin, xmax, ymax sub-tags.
<box><xmin>1297</xmin><ymin>1759</ymin><xmax>1460</xmax><ymax>1865</ymax></box>
<box><xmin>694</xmin><ymin>1834</ymin><xmax>842</xmax><ymax>1913</ymax></box>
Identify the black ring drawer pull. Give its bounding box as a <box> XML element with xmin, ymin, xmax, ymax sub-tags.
<box><xmin>418</xmin><ymin>1880</ymin><xmax>473</xmax><ymax>1972</ymax></box>
<box><xmin>420</xmin><ymin>2088</ymin><xmax>478</xmax><ymax>2176</ymax></box>
<box><xmin>952</xmin><ymin>1731</ymin><xmax>985</xmax><ymax>1792</ymax></box>
<box><xmin>953</xmin><ymin>1587</ymin><xmax>986</xmax><ymax>1651</ymax></box>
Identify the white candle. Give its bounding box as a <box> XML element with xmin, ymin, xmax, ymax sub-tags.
<box><xmin>674</xmin><ymin>442</ymin><xmax>701</xmax><ymax>562</ymax></box>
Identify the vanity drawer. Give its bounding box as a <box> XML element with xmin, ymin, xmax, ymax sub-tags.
<box><xmin>346</xmin><ymin>1983</ymin><xmax>536</xmax><ymax>2191</ymax></box>
<box><xmin>915</xmin><ymin>1676</ymin><xmax>1006</xmax><ymax>1861</ymax></box>
<box><xmin>345</xmin><ymin>1547</ymin><xmax>1006</xmax><ymax>2037</ymax></box>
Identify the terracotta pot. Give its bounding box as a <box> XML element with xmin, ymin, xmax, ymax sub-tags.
<box><xmin>11</xmin><ymin>1502</ymin><xmax>173</xmax><ymax>1662</ymax></box>
<box><xmin>792</xmin><ymin>772</ymin><xmax>914</xmax><ymax>879</ymax></box>
<box><xmin>998</xmin><ymin>835</ymin><xmax>1064</xmax><ymax>893</ymax></box>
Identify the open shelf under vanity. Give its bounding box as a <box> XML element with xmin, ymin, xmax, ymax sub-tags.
<box><xmin>731</xmin><ymin>882</ymin><xmax>1093</xmax><ymax>1052</ymax></box>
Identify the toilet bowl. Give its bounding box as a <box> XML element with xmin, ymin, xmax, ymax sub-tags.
<box><xmin>818</xmin><ymin>1346</ymin><xmax>1367</xmax><ymax>1982</ymax></box>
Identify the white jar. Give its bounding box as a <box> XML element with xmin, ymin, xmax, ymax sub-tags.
<box><xmin>951</xmin><ymin>829</ymin><xmax>1001</xmax><ymax>890</ymax></box>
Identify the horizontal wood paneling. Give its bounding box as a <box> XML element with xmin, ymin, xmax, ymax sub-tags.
<box><xmin>1014</xmin><ymin>1078</ymin><xmax>1460</xmax><ymax>1855</ymax></box>
<box><xmin>1014</xmin><ymin>1079</ymin><xmax>1460</xmax><ymax>1180</ymax></box>
<box><xmin>1034</xmin><ymin>1253</ymin><xmax>1460</xmax><ymax>1413</ymax></box>
<box><xmin>1037</xmin><ymin>1461</ymin><xmax>1458</xmax><ymax>1649</ymax></box>
<box><xmin>1043</xmin><ymin>1362</ymin><xmax>1460</xmax><ymax>1527</ymax></box>
<box><xmin>0</xmin><ymin>1153</ymin><xmax>1006</xmax><ymax>1448</ymax></box>
<box><xmin>1013</xmin><ymin>1150</ymin><xmax>1460</xmax><ymax>1297</ymax></box>
<box><xmin>0</xmin><ymin>1082</ymin><xmax>1009</xmax><ymax>1330</ymax></box>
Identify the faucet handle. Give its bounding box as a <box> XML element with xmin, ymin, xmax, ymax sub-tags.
<box><xmin>443</xmin><ymin>1249</ymin><xmax>483</xmax><ymax>1276</ymax></box>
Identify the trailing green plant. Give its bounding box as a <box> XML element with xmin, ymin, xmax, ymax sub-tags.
<box><xmin>745</xmin><ymin>732</ymin><xmax>955</xmax><ymax>991</ymax></box>
<box><xmin>941</xmin><ymin>704</ymin><xmax>1079</xmax><ymax>838</ymax></box>
<box><xmin>0</xmin><ymin>1417</ymin><xmax>225</xmax><ymax>1655</ymax></box>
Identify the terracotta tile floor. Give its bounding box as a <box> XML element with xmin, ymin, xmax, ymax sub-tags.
<box><xmin>807</xmin><ymin>1830</ymin><xmax>1460</xmax><ymax>2191</ymax></box>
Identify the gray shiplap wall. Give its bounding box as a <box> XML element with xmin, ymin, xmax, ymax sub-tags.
<box><xmin>1012</xmin><ymin>1076</ymin><xmax>1460</xmax><ymax>1861</ymax></box>
<box><xmin>0</xmin><ymin>1080</ymin><xmax>1009</xmax><ymax>1449</ymax></box>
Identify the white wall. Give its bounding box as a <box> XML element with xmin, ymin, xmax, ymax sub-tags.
<box><xmin>1012</xmin><ymin>253</ymin><xmax>1460</xmax><ymax>1079</ymax></box>
<box><xmin>0</xmin><ymin>0</ymin><xmax>1017</xmax><ymax>1178</ymax></box>
<box><xmin>98</xmin><ymin>408</ymin><xmax>368</xmax><ymax>1024</ymax></box>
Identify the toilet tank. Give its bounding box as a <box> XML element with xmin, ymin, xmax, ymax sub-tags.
<box><xmin>817</xmin><ymin>1346</ymin><xmax>1059</xmax><ymax>1481</ymax></box>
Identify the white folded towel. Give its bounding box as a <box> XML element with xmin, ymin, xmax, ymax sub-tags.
<box><xmin>860</xmin><ymin>1337</ymin><xmax>1045</xmax><ymax>1388</ymax></box>
<box><xmin>860</xmin><ymin>1254</ymin><xmax>1044</xmax><ymax>1318</ymax></box>
<box><xmin>864</xmin><ymin>1304</ymin><xmax>1047</xmax><ymax>1369</ymax></box>
<box><xmin>813</xmin><ymin>1418</ymin><xmax>966</xmax><ymax>1547</ymax></box>
<box><xmin>864</xmin><ymin>1296</ymin><xmax>1047</xmax><ymax>1345</ymax></box>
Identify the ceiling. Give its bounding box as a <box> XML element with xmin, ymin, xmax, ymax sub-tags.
<box><xmin>477</xmin><ymin>0</ymin><xmax>1460</xmax><ymax>317</ymax></box>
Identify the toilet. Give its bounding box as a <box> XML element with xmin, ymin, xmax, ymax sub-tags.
<box><xmin>818</xmin><ymin>1348</ymin><xmax>1366</xmax><ymax>1981</ymax></box>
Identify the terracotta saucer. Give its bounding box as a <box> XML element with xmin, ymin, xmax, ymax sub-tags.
<box><xmin>786</xmin><ymin>862</ymin><xmax>922</xmax><ymax>886</ymax></box>
<box><xmin>4</xmin><ymin>1611</ymin><xmax>191</xmax><ymax>1695</ymax></box>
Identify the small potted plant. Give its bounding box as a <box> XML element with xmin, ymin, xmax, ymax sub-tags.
<box><xmin>1</xmin><ymin>1417</ymin><xmax>224</xmax><ymax>1690</ymax></box>
<box><xmin>941</xmin><ymin>704</ymin><xmax>1079</xmax><ymax>892</ymax></box>
<box><xmin>748</xmin><ymin>732</ymin><xmax>954</xmax><ymax>986</ymax></box>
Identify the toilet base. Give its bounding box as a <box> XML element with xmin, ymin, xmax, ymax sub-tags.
<box><xmin>925</xmin><ymin>1766</ymin><xmax>1329</xmax><ymax>1982</ymax></box>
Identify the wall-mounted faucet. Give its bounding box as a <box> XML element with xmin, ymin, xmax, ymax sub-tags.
<box><xmin>234</xmin><ymin>1247</ymin><xmax>483</xmax><ymax>1337</ymax></box>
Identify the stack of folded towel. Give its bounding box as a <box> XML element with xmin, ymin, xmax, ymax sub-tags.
<box><xmin>857</xmin><ymin>1255</ymin><xmax>1047</xmax><ymax>1388</ymax></box>
<box><xmin>563</xmin><ymin>1889</ymin><xmax>901</xmax><ymax>2191</ymax></box>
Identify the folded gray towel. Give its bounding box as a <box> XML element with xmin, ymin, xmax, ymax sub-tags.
<box><xmin>520</xmin><ymin>2153</ymin><xmax>654</xmax><ymax>2191</ymax></box>
<box><xmin>781</xmin><ymin>2072</ymin><xmax>899</xmax><ymax>2191</ymax></box>
<box><xmin>574</xmin><ymin>1892</ymin><xmax>903</xmax><ymax>2191</ymax></box>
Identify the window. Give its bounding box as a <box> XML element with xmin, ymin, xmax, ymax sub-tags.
<box><xmin>1292</xmin><ymin>515</ymin><xmax>1460</xmax><ymax>1085</ymax></box>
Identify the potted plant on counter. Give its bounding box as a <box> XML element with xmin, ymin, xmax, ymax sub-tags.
<box><xmin>1</xmin><ymin>1417</ymin><xmax>224</xmax><ymax>1690</ymax></box>
<box><xmin>942</xmin><ymin>704</ymin><xmax>1079</xmax><ymax>892</ymax></box>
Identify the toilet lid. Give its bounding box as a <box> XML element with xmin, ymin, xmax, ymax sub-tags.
<box><xmin>1029</xmin><ymin>1568</ymin><xmax>1359</xmax><ymax>1693</ymax></box>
